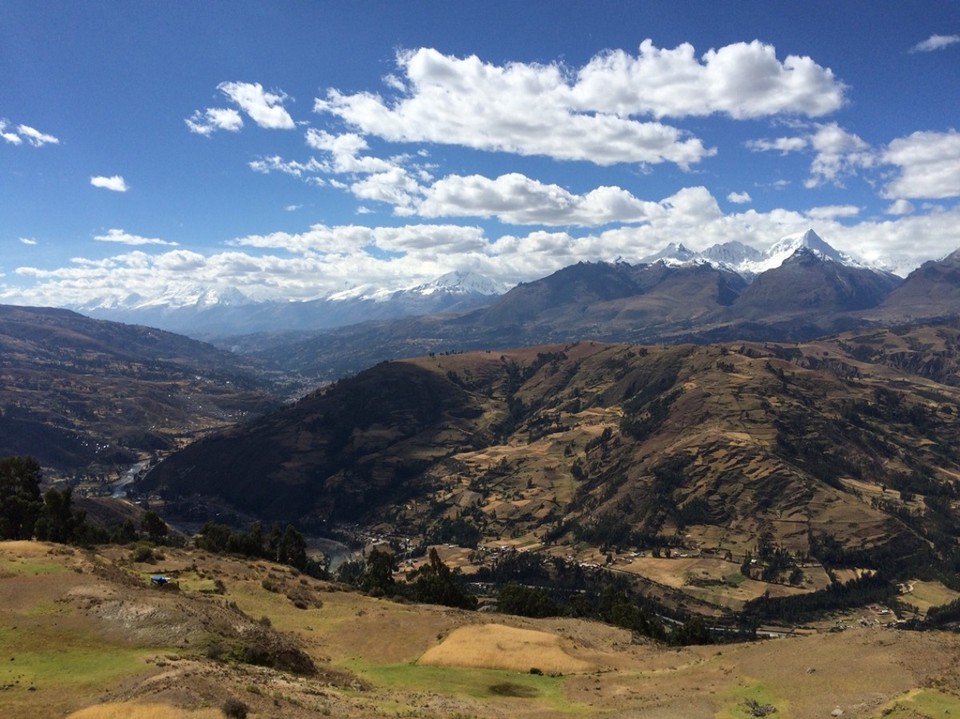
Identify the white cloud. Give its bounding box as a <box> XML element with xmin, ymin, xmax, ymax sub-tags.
<box><xmin>16</xmin><ymin>124</ymin><xmax>60</xmax><ymax>147</ymax></box>
<box><xmin>93</xmin><ymin>229</ymin><xmax>178</xmax><ymax>246</ymax></box>
<box><xmin>727</xmin><ymin>191</ymin><xmax>751</xmax><ymax>204</ymax></box>
<box><xmin>8</xmin><ymin>192</ymin><xmax>960</xmax><ymax>308</ymax></box>
<box><xmin>413</xmin><ymin>172</ymin><xmax>658</xmax><ymax>226</ymax></box>
<box><xmin>749</xmin><ymin>123</ymin><xmax>875</xmax><ymax>188</ymax></box>
<box><xmin>350</xmin><ymin>168</ymin><xmax>422</xmax><ymax>210</ymax></box>
<box><xmin>217</xmin><ymin>81</ymin><xmax>294</xmax><ymax>129</ymax></box>
<box><xmin>0</xmin><ymin>120</ymin><xmax>59</xmax><ymax>147</ymax></box>
<box><xmin>882</xmin><ymin>129</ymin><xmax>960</xmax><ymax>199</ymax></box>
<box><xmin>187</xmin><ymin>82</ymin><xmax>294</xmax><ymax>135</ymax></box>
<box><xmin>285</xmin><ymin>204</ymin><xmax>302</xmax><ymax>212</ymax></box>
<box><xmin>315</xmin><ymin>47</ymin><xmax>713</xmax><ymax>168</ymax></box>
<box><xmin>304</xmin><ymin>129</ymin><xmax>397</xmax><ymax>174</ymax></box>
<box><xmin>806</xmin><ymin>204</ymin><xmax>860</xmax><ymax>220</ymax></box>
<box><xmin>90</xmin><ymin>175</ymin><xmax>129</xmax><ymax>192</ymax></box>
<box><xmin>910</xmin><ymin>34</ymin><xmax>960</xmax><ymax>53</ymax></box>
<box><xmin>884</xmin><ymin>199</ymin><xmax>915</xmax><ymax>215</ymax></box>
<box><xmin>746</xmin><ymin>136</ymin><xmax>809</xmax><ymax>153</ymax></box>
<box><xmin>313</xmin><ymin>42</ymin><xmax>843</xmax><ymax>169</ymax></box>
<box><xmin>227</xmin><ymin>222</ymin><xmax>488</xmax><ymax>258</ymax></box>
<box><xmin>19</xmin><ymin>237</ymin><xmax>37</xmax><ymax>245</ymax></box>
<box><xmin>572</xmin><ymin>39</ymin><xmax>844</xmax><ymax>119</ymax></box>
<box><xmin>249</xmin><ymin>155</ymin><xmax>326</xmax><ymax>177</ymax></box>
<box><xmin>806</xmin><ymin>123</ymin><xmax>875</xmax><ymax>187</ymax></box>
<box><xmin>0</xmin><ymin>120</ymin><xmax>22</xmax><ymax>145</ymax></box>
<box><xmin>185</xmin><ymin>107</ymin><xmax>243</xmax><ymax>136</ymax></box>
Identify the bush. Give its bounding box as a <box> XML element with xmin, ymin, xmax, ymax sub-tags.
<box><xmin>130</xmin><ymin>544</ymin><xmax>156</xmax><ymax>563</ymax></box>
<box><xmin>221</xmin><ymin>697</ymin><xmax>249</xmax><ymax>719</ymax></box>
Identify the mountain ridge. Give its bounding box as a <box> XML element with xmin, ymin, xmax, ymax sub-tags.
<box><xmin>69</xmin><ymin>230</ymin><xmax>912</xmax><ymax>339</ymax></box>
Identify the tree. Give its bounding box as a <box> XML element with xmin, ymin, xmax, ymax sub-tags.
<box><xmin>141</xmin><ymin>510</ymin><xmax>168</xmax><ymax>544</ymax></box>
<box><xmin>35</xmin><ymin>487</ymin><xmax>83</xmax><ymax>543</ymax></box>
<box><xmin>277</xmin><ymin>524</ymin><xmax>307</xmax><ymax>571</ymax></box>
<box><xmin>0</xmin><ymin>456</ymin><xmax>43</xmax><ymax>540</ymax></box>
<box><xmin>497</xmin><ymin>582</ymin><xmax>557</xmax><ymax>617</ymax></box>
<box><xmin>360</xmin><ymin>547</ymin><xmax>396</xmax><ymax>595</ymax></box>
<box><xmin>407</xmin><ymin>548</ymin><xmax>477</xmax><ymax>609</ymax></box>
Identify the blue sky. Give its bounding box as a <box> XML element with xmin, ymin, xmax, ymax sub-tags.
<box><xmin>2</xmin><ymin>1</ymin><xmax>959</xmax><ymax>307</ymax></box>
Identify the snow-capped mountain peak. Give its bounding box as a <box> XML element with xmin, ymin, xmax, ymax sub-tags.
<box><xmin>137</xmin><ymin>285</ymin><xmax>254</xmax><ymax>310</ymax></box>
<box><xmin>639</xmin><ymin>230</ymin><xmax>878</xmax><ymax>279</ymax></box>
<box><xmin>701</xmin><ymin>241</ymin><xmax>763</xmax><ymax>266</ymax></box>
<box><xmin>329</xmin><ymin>271</ymin><xmax>506</xmax><ymax>303</ymax></box>
<box><xmin>640</xmin><ymin>242</ymin><xmax>699</xmax><ymax>265</ymax></box>
<box><xmin>413</xmin><ymin>270</ymin><xmax>507</xmax><ymax>296</ymax></box>
<box><xmin>767</xmin><ymin>229</ymin><xmax>843</xmax><ymax>263</ymax></box>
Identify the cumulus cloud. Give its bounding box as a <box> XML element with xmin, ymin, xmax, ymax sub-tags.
<box><xmin>885</xmin><ymin>199</ymin><xmax>915</xmax><ymax>215</ymax></box>
<box><xmin>93</xmin><ymin>229</ymin><xmax>178</xmax><ymax>246</ymax></box>
<box><xmin>227</xmin><ymin>222</ymin><xmax>489</xmax><ymax>257</ymax></box>
<box><xmin>8</xmin><ymin>190</ymin><xmax>960</xmax><ymax>308</ymax></box>
<box><xmin>218</xmin><ymin>81</ymin><xmax>294</xmax><ymax>129</ymax></box>
<box><xmin>910</xmin><ymin>34</ymin><xmax>960</xmax><ymax>53</ymax></box>
<box><xmin>90</xmin><ymin>175</ymin><xmax>129</xmax><ymax>192</ymax></box>
<box><xmin>19</xmin><ymin>237</ymin><xmax>37</xmax><ymax>245</ymax></box>
<box><xmin>571</xmin><ymin>39</ymin><xmax>844</xmax><ymax>119</ymax></box>
<box><xmin>727</xmin><ymin>191</ymin><xmax>751</xmax><ymax>204</ymax></box>
<box><xmin>748</xmin><ymin>122</ymin><xmax>875</xmax><ymax>187</ymax></box>
<box><xmin>187</xmin><ymin>81</ymin><xmax>294</xmax><ymax>135</ymax></box>
<box><xmin>312</xmin><ymin>42</ymin><xmax>843</xmax><ymax>168</ymax></box>
<box><xmin>882</xmin><ymin>129</ymin><xmax>960</xmax><ymax>199</ymax></box>
<box><xmin>805</xmin><ymin>123</ymin><xmax>875</xmax><ymax>187</ymax></box>
<box><xmin>413</xmin><ymin>172</ymin><xmax>658</xmax><ymax>226</ymax></box>
<box><xmin>185</xmin><ymin>107</ymin><xmax>243</xmax><ymax>136</ymax></box>
<box><xmin>315</xmin><ymin>47</ymin><xmax>713</xmax><ymax>168</ymax></box>
<box><xmin>0</xmin><ymin>120</ymin><xmax>59</xmax><ymax>147</ymax></box>
<box><xmin>304</xmin><ymin>129</ymin><xmax>398</xmax><ymax>174</ymax></box>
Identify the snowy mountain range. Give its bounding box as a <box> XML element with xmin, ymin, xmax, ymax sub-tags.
<box><xmin>75</xmin><ymin>270</ymin><xmax>508</xmax><ymax>338</ymax></box>
<box><xmin>73</xmin><ymin>230</ymin><xmax>900</xmax><ymax>339</ymax></box>
<box><xmin>638</xmin><ymin>229</ymin><xmax>873</xmax><ymax>278</ymax></box>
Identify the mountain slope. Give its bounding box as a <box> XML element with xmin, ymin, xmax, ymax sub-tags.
<box><xmin>731</xmin><ymin>247</ymin><xmax>902</xmax><ymax>318</ymax></box>
<box><xmin>0</xmin><ymin>305</ymin><xmax>281</xmax><ymax>471</ymax></box>
<box><xmin>145</xmin><ymin>324</ymin><xmax>960</xmax><ymax>593</ymax></box>
<box><xmin>880</xmin><ymin>248</ymin><xmax>960</xmax><ymax>318</ymax></box>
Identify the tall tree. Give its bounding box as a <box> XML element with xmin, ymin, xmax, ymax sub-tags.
<box><xmin>0</xmin><ymin>456</ymin><xmax>43</xmax><ymax>540</ymax></box>
<box><xmin>34</xmin><ymin>487</ymin><xmax>83</xmax><ymax>543</ymax></box>
<box><xmin>141</xmin><ymin>510</ymin><xmax>168</xmax><ymax>544</ymax></box>
<box><xmin>277</xmin><ymin>524</ymin><xmax>308</xmax><ymax>570</ymax></box>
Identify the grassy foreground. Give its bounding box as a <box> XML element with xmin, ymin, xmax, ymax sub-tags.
<box><xmin>1</xmin><ymin>540</ymin><xmax>959</xmax><ymax>719</ymax></box>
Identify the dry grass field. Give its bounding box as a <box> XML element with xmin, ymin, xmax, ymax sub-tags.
<box><xmin>2</xmin><ymin>540</ymin><xmax>960</xmax><ymax>719</ymax></box>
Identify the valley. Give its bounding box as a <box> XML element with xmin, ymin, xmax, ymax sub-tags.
<box><xmin>141</xmin><ymin>322</ymin><xmax>960</xmax><ymax>633</ymax></box>
<box><xmin>3</xmin><ymin>235</ymin><xmax>960</xmax><ymax>718</ymax></box>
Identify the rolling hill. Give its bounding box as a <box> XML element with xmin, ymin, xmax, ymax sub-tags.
<box><xmin>144</xmin><ymin>322</ymin><xmax>960</xmax><ymax>618</ymax></box>
<box><xmin>0</xmin><ymin>305</ymin><xmax>282</xmax><ymax>472</ymax></box>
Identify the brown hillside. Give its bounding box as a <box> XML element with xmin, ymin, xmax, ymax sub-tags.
<box><xmin>144</xmin><ymin>323</ymin><xmax>960</xmax><ymax>615</ymax></box>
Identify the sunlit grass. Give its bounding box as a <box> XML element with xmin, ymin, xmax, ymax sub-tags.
<box><xmin>340</xmin><ymin>658</ymin><xmax>590</xmax><ymax>714</ymax></box>
<box><xmin>717</xmin><ymin>680</ymin><xmax>789</xmax><ymax>719</ymax></box>
<box><xmin>876</xmin><ymin>688</ymin><xmax>960</xmax><ymax>718</ymax></box>
<box><xmin>67</xmin><ymin>702</ymin><xmax>224</xmax><ymax>719</ymax></box>
<box><xmin>3</xmin><ymin>557</ymin><xmax>68</xmax><ymax>575</ymax></box>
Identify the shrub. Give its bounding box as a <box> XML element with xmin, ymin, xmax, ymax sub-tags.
<box><xmin>130</xmin><ymin>544</ymin><xmax>155</xmax><ymax>563</ymax></box>
<box><xmin>221</xmin><ymin>697</ymin><xmax>249</xmax><ymax>719</ymax></box>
